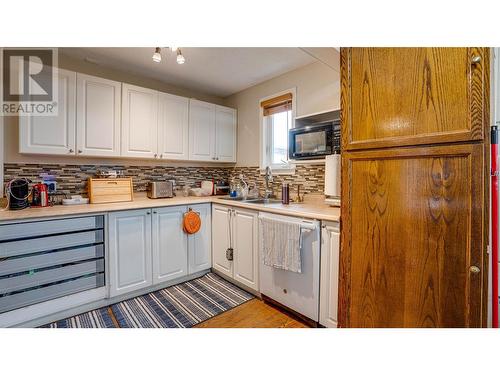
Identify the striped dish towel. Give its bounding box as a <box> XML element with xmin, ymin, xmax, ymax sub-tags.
<box><xmin>259</xmin><ymin>216</ymin><xmax>302</xmax><ymax>273</ymax></box>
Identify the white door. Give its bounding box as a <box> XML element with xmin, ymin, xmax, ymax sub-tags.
<box><xmin>319</xmin><ymin>221</ymin><xmax>340</xmax><ymax>328</ymax></box>
<box><xmin>19</xmin><ymin>68</ymin><xmax>76</xmax><ymax>155</ymax></box>
<box><xmin>233</xmin><ymin>208</ymin><xmax>259</xmax><ymax>291</ymax></box>
<box><xmin>121</xmin><ymin>84</ymin><xmax>158</xmax><ymax>158</ymax></box>
<box><xmin>108</xmin><ymin>209</ymin><xmax>153</xmax><ymax>297</ymax></box>
<box><xmin>158</xmin><ymin>93</ymin><xmax>189</xmax><ymax>160</ymax></box>
<box><xmin>211</xmin><ymin>204</ymin><xmax>233</xmax><ymax>278</ymax></box>
<box><xmin>152</xmin><ymin>206</ymin><xmax>188</xmax><ymax>284</ymax></box>
<box><xmin>215</xmin><ymin>105</ymin><xmax>237</xmax><ymax>162</ymax></box>
<box><xmin>188</xmin><ymin>204</ymin><xmax>212</xmax><ymax>274</ymax></box>
<box><xmin>189</xmin><ymin>99</ymin><xmax>216</xmax><ymax>161</ymax></box>
<box><xmin>76</xmin><ymin>73</ymin><xmax>121</xmax><ymax>157</ymax></box>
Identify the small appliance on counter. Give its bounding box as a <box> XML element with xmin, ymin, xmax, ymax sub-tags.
<box><xmin>214</xmin><ymin>180</ymin><xmax>230</xmax><ymax>196</ymax></box>
<box><xmin>5</xmin><ymin>178</ymin><xmax>31</xmax><ymax>210</ymax></box>
<box><xmin>32</xmin><ymin>182</ymin><xmax>49</xmax><ymax>207</ymax></box>
<box><xmin>324</xmin><ymin>153</ymin><xmax>341</xmax><ymax>207</ymax></box>
<box><xmin>147</xmin><ymin>181</ymin><xmax>175</xmax><ymax>199</ymax></box>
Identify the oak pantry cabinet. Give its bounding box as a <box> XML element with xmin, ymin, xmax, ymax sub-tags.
<box><xmin>339</xmin><ymin>48</ymin><xmax>490</xmax><ymax>328</ymax></box>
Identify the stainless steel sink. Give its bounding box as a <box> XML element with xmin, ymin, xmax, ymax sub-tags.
<box><xmin>244</xmin><ymin>198</ymin><xmax>282</xmax><ymax>204</ymax></box>
<box><xmin>217</xmin><ymin>196</ymin><xmax>282</xmax><ymax>204</ymax></box>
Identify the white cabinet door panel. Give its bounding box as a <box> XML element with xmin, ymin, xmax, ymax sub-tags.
<box><xmin>76</xmin><ymin>73</ymin><xmax>121</xmax><ymax>156</ymax></box>
<box><xmin>319</xmin><ymin>221</ymin><xmax>340</xmax><ymax>328</ymax></box>
<box><xmin>158</xmin><ymin>93</ymin><xmax>189</xmax><ymax>160</ymax></box>
<box><xmin>108</xmin><ymin>209</ymin><xmax>152</xmax><ymax>297</ymax></box>
<box><xmin>19</xmin><ymin>68</ymin><xmax>76</xmax><ymax>155</ymax></box>
<box><xmin>189</xmin><ymin>99</ymin><xmax>216</xmax><ymax>161</ymax></box>
<box><xmin>211</xmin><ymin>204</ymin><xmax>233</xmax><ymax>278</ymax></box>
<box><xmin>188</xmin><ymin>204</ymin><xmax>212</xmax><ymax>274</ymax></box>
<box><xmin>215</xmin><ymin>105</ymin><xmax>237</xmax><ymax>162</ymax></box>
<box><xmin>233</xmin><ymin>208</ymin><xmax>258</xmax><ymax>290</ymax></box>
<box><xmin>152</xmin><ymin>206</ymin><xmax>188</xmax><ymax>284</ymax></box>
<box><xmin>121</xmin><ymin>84</ymin><xmax>158</xmax><ymax>158</ymax></box>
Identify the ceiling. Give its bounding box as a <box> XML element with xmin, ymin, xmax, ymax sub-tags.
<box><xmin>60</xmin><ymin>47</ymin><xmax>339</xmax><ymax>98</ymax></box>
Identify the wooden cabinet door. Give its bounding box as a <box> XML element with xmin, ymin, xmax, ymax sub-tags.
<box><xmin>339</xmin><ymin>144</ymin><xmax>487</xmax><ymax>327</ymax></box>
<box><xmin>189</xmin><ymin>99</ymin><xmax>216</xmax><ymax>161</ymax></box>
<box><xmin>215</xmin><ymin>105</ymin><xmax>237</xmax><ymax>162</ymax></box>
<box><xmin>108</xmin><ymin>209</ymin><xmax>153</xmax><ymax>297</ymax></box>
<box><xmin>320</xmin><ymin>221</ymin><xmax>340</xmax><ymax>328</ymax></box>
<box><xmin>158</xmin><ymin>92</ymin><xmax>189</xmax><ymax>160</ymax></box>
<box><xmin>211</xmin><ymin>204</ymin><xmax>233</xmax><ymax>278</ymax></box>
<box><xmin>121</xmin><ymin>84</ymin><xmax>158</xmax><ymax>158</ymax></box>
<box><xmin>76</xmin><ymin>73</ymin><xmax>121</xmax><ymax>157</ymax></box>
<box><xmin>19</xmin><ymin>68</ymin><xmax>76</xmax><ymax>155</ymax></box>
<box><xmin>152</xmin><ymin>206</ymin><xmax>188</xmax><ymax>284</ymax></box>
<box><xmin>341</xmin><ymin>48</ymin><xmax>489</xmax><ymax>150</ymax></box>
<box><xmin>232</xmin><ymin>208</ymin><xmax>259</xmax><ymax>291</ymax></box>
<box><xmin>188</xmin><ymin>204</ymin><xmax>212</xmax><ymax>274</ymax></box>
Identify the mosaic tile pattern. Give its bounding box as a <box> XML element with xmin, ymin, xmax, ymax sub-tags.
<box><xmin>3</xmin><ymin>163</ymin><xmax>325</xmax><ymax>197</ymax></box>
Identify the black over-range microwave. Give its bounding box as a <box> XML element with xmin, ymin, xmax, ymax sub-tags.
<box><xmin>288</xmin><ymin>120</ymin><xmax>340</xmax><ymax>160</ymax></box>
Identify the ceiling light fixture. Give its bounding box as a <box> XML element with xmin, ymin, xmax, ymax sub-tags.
<box><xmin>176</xmin><ymin>49</ymin><xmax>185</xmax><ymax>64</ymax></box>
<box><xmin>152</xmin><ymin>47</ymin><xmax>162</xmax><ymax>63</ymax></box>
<box><xmin>170</xmin><ymin>47</ymin><xmax>178</xmax><ymax>52</ymax></box>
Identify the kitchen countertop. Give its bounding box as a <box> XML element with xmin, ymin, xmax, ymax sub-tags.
<box><xmin>0</xmin><ymin>193</ymin><xmax>340</xmax><ymax>223</ymax></box>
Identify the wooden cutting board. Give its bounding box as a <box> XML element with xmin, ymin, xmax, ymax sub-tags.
<box><xmin>88</xmin><ymin>178</ymin><xmax>133</xmax><ymax>204</ymax></box>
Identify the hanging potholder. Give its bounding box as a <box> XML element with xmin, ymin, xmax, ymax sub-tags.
<box><xmin>183</xmin><ymin>209</ymin><xmax>201</xmax><ymax>234</ymax></box>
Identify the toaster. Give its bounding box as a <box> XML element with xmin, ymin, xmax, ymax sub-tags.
<box><xmin>147</xmin><ymin>181</ymin><xmax>175</xmax><ymax>199</ymax></box>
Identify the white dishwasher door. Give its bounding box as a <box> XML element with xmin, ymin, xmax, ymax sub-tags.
<box><xmin>258</xmin><ymin>212</ymin><xmax>320</xmax><ymax>322</ymax></box>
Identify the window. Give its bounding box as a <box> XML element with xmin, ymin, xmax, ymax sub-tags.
<box><xmin>260</xmin><ymin>90</ymin><xmax>295</xmax><ymax>173</ymax></box>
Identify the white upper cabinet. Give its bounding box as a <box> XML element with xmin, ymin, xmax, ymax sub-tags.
<box><xmin>215</xmin><ymin>105</ymin><xmax>237</xmax><ymax>162</ymax></box>
<box><xmin>189</xmin><ymin>99</ymin><xmax>216</xmax><ymax>161</ymax></box>
<box><xmin>76</xmin><ymin>73</ymin><xmax>121</xmax><ymax>157</ymax></box>
<box><xmin>121</xmin><ymin>84</ymin><xmax>158</xmax><ymax>159</ymax></box>
<box><xmin>157</xmin><ymin>93</ymin><xmax>189</xmax><ymax>160</ymax></box>
<box><xmin>19</xmin><ymin>68</ymin><xmax>76</xmax><ymax>155</ymax></box>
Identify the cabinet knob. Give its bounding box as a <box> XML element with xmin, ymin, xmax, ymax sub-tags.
<box><xmin>146</xmin><ymin>212</ymin><xmax>151</xmax><ymax>215</ymax></box>
<box><xmin>68</xmin><ymin>149</ymin><xmax>74</xmax><ymax>153</ymax></box>
<box><xmin>153</xmin><ymin>211</ymin><xmax>157</xmax><ymax>214</ymax></box>
<box><xmin>469</xmin><ymin>265</ymin><xmax>480</xmax><ymax>274</ymax></box>
<box><xmin>471</xmin><ymin>55</ymin><xmax>481</xmax><ymax>65</ymax></box>
<box><xmin>154</xmin><ymin>154</ymin><xmax>157</xmax><ymax>158</ymax></box>
<box><xmin>78</xmin><ymin>149</ymin><xmax>83</xmax><ymax>154</ymax></box>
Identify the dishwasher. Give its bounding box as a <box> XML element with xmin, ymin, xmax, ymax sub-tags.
<box><xmin>258</xmin><ymin>212</ymin><xmax>320</xmax><ymax>322</ymax></box>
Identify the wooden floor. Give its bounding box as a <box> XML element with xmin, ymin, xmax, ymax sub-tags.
<box><xmin>194</xmin><ymin>299</ymin><xmax>309</xmax><ymax>328</ymax></box>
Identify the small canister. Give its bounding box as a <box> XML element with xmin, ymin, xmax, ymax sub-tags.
<box><xmin>281</xmin><ymin>183</ymin><xmax>290</xmax><ymax>205</ymax></box>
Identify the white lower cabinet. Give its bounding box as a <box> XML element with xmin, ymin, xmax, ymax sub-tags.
<box><xmin>108</xmin><ymin>209</ymin><xmax>153</xmax><ymax>297</ymax></box>
<box><xmin>212</xmin><ymin>204</ymin><xmax>258</xmax><ymax>291</ymax></box>
<box><xmin>152</xmin><ymin>206</ymin><xmax>188</xmax><ymax>283</ymax></box>
<box><xmin>109</xmin><ymin>204</ymin><xmax>212</xmax><ymax>297</ymax></box>
<box><xmin>188</xmin><ymin>204</ymin><xmax>212</xmax><ymax>274</ymax></box>
<box><xmin>319</xmin><ymin>221</ymin><xmax>340</xmax><ymax>328</ymax></box>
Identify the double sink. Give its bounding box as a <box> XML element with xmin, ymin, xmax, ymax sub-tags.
<box><xmin>218</xmin><ymin>196</ymin><xmax>282</xmax><ymax>204</ymax></box>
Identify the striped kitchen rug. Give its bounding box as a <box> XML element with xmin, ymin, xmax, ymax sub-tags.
<box><xmin>43</xmin><ymin>307</ymin><xmax>117</xmax><ymax>328</ymax></box>
<box><xmin>41</xmin><ymin>273</ymin><xmax>253</xmax><ymax>328</ymax></box>
<box><xmin>112</xmin><ymin>272</ymin><xmax>253</xmax><ymax>328</ymax></box>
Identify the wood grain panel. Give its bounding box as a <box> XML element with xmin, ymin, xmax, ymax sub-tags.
<box><xmin>339</xmin><ymin>144</ymin><xmax>486</xmax><ymax>327</ymax></box>
<box><xmin>341</xmin><ymin>48</ymin><xmax>488</xmax><ymax>150</ymax></box>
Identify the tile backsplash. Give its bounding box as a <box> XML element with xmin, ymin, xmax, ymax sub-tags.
<box><xmin>3</xmin><ymin>163</ymin><xmax>325</xmax><ymax>197</ymax></box>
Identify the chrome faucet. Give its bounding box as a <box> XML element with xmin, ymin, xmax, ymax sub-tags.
<box><xmin>264</xmin><ymin>166</ymin><xmax>274</xmax><ymax>199</ymax></box>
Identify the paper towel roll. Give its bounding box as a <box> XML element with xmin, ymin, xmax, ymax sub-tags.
<box><xmin>324</xmin><ymin>154</ymin><xmax>341</xmax><ymax>197</ymax></box>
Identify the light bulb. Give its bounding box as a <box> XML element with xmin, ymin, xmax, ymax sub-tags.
<box><xmin>176</xmin><ymin>49</ymin><xmax>185</xmax><ymax>64</ymax></box>
<box><xmin>170</xmin><ymin>47</ymin><xmax>178</xmax><ymax>52</ymax></box>
<box><xmin>152</xmin><ymin>47</ymin><xmax>162</xmax><ymax>63</ymax></box>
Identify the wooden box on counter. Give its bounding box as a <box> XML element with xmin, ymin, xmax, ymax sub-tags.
<box><xmin>88</xmin><ymin>178</ymin><xmax>134</xmax><ymax>204</ymax></box>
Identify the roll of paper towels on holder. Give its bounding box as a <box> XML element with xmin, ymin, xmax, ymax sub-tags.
<box><xmin>324</xmin><ymin>154</ymin><xmax>341</xmax><ymax>198</ymax></box>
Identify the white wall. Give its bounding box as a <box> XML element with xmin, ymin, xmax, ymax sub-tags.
<box><xmin>225</xmin><ymin>58</ymin><xmax>341</xmax><ymax>167</ymax></box>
